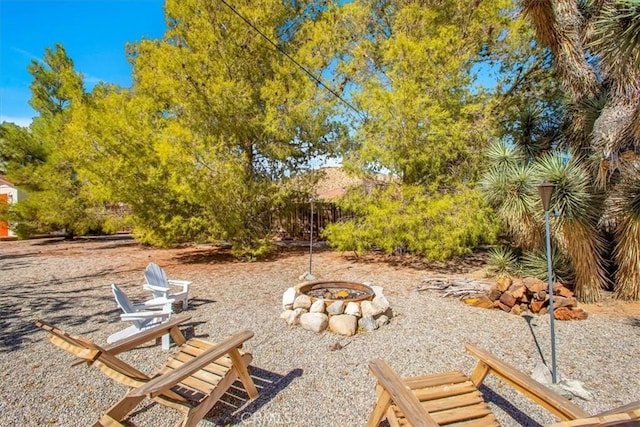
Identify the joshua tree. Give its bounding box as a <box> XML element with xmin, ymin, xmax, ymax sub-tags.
<box><xmin>484</xmin><ymin>0</ymin><xmax>640</xmax><ymax>302</ymax></box>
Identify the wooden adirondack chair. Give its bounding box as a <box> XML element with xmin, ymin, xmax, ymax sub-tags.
<box><xmin>367</xmin><ymin>343</ymin><xmax>640</xmax><ymax>427</ymax></box>
<box><xmin>144</xmin><ymin>262</ymin><xmax>191</xmax><ymax>310</ymax></box>
<box><xmin>35</xmin><ymin>316</ymin><xmax>259</xmax><ymax>427</ymax></box>
<box><xmin>109</xmin><ymin>283</ymin><xmax>173</xmax><ymax>349</ymax></box>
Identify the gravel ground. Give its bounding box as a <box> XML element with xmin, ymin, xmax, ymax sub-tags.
<box><xmin>1</xmin><ymin>236</ymin><xmax>639</xmax><ymax>427</ymax></box>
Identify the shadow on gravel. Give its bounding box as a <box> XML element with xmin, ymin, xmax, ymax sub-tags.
<box><xmin>31</xmin><ymin>234</ymin><xmax>135</xmax><ymax>246</ymax></box>
<box><xmin>174</xmin><ymin>248</ymin><xmax>239</xmax><ymax>264</ymax></box>
<box><xmin>210</xmin><ymin>367</ymin><xmax>304</xmax><ymax>425</ymax></box>
<box><xmin>185</xmin><ymin>297</ymin><xmax>217</xmax><ymax>311</ymax></box>
<box><xmin>478</xmin><ymin>385</ymin><xmax>543</xmax><ymax>426</ymax></box>
<box><xmin>342</xmin><ymin>249</ymin><xmax>490</xmax><ymax>274</ymax></box>
<box><xmin>172</xmin><ymin>241</ymin><xmax>332</xmax><ymax>265</ymax></box>
<box><xmin>6</xmin><ymin>265</ymin><xmax>143</xmax><ymax>289</ymax></box>
<box><xmin>0</xmin><ymin>251</ymin><xmax>40</xmax><ymax>261</ymax></box>
<box><xmin>0</xmin><ymin>258</ymin><xmax>39</xmax><ymax>272</ymax></box>
<box><xmin>523</xmin><ymin>314</ymin><xmax>548</xmax><ymax>366</ymax></box>
<box><xmin>0</xmin><ymin>279</ymin><xmax>118</xmax><ymax>352</ymax></box>
<box><xmin>627</xmin><ymin>317</ymin><xmax>640</xmax><ymax>328</ymax></box>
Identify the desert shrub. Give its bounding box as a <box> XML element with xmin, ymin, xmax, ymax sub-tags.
<box><xmin>520</xmin><ymin>247</ymin><xmax>575</xmax><ymax>284</ymax></box>
<box><xmin>323</xmin><ymin>184</ymin><xmax>499</xmax><ymax>261</ymax></box>
<box><xmin>486</xmin><ymin>246</ymin><xmax>519</xmax><ymax>277</ymax></box>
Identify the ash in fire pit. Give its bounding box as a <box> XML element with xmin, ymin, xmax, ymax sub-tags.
<box><xmin>281</xmin><ymin>281</ymin><xmax>392</xmax><ymax>336</ymax></box>
<box><xmin>299</xmin><ymin>281</ymin><xmax>374</xmax><ymax>303</ymax></box>
<box><xmin>308</xmin><ymin>288</ymin><xmax>368</xmax><ymax>300</ymax></box>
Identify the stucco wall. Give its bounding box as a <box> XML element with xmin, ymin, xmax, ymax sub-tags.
<box><xmin>0</xmin><ymin>184</ymin><xmax>19</xmax><ymax>237</ymax></box>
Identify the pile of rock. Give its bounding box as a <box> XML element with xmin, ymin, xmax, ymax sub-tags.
<box><xmin>280</xmin><ymin>283</ymin><xmax>392</xmax><ymax>336</ymax></box>
<box><xmin>463</xmin><ymin>276</ymin><xmax>588</xmax><ymax>320</ymax></box>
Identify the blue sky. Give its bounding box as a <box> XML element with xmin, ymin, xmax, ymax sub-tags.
<box><xmin>0</xmin><ymin>0</ymin><xmax>166</xmax><ymax>127</ymax></box>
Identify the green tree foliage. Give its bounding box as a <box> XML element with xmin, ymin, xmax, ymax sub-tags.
<box><xmin>0</xmin><ymin>44</ymin><xmax>111</xmax><ymax>239</ymax></box>
<box><xmin>65</xmin><ymin>0</ymin><xmax>343</xmax><ymax>255</ymax></box>
<box><xmin>314</xmin><ymin>0</ymin><xmax>516</xmax><ymax>184</ymax></box>
<box><xmin>315</xmin><ymin>0</ymin><xmax>523</xmax><ymax>259</ymax></box>
<box><xmin>323</xmin><ymin>184</ymin><xmax>499</xmax><ymax>260</ymax></box>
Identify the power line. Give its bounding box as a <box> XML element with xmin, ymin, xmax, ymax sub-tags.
<box><xmin>217</xmin><ymin>0</ymin><xmax>365</xmax><ymax>119</ymax></box>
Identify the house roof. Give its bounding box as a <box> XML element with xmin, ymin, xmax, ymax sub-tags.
<box><xmin>285</xmin><ymin>167</ymin><xmax>394</xmax><ymax>201</ymax></box>
<box><xmin>313</xmin><ymin>167</ymin><xmax>363</xmax><ymax>200</ymax></box>
<box><xmin>0</xmin><ymin>176</ymin><xmax>15</xmax><ymax>187</ymax></box>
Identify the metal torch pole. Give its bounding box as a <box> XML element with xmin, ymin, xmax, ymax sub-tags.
<box><xmin>544</xmin><ymin>209</ymin><xmax>558</xmax><ymax>383</ymax></box>
<box><xmin>309</xmin><ymin>200</ymin><xmax>313</xmax><ymax>275</ymax></box>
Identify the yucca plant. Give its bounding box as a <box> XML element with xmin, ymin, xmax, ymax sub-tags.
<box><xmin>484</xmin><ymin>138</ymin><xmax>525</xmax><ymax>169</ymax></box>
<box><xmin>488</xmin><ymin>0</ymin><xmax>640</xmax><ymax>301</ymax></box>
<box><xmin>481</xmin><ymin>141</ymin><xmax>542</xmax><ymax>250</ymax></box>
<box><xmin>486</xmin><ymin>246</ymin><xmax>519</xmax><ymax>277</ymax></box>
<box><xmin>520</xmin><ymin>247</ymin><xmax>575</xmax><ymax>285</ymax></box>
<box><xmin>533</xmin><ymin>152</ymin><xmax>608</xmax><ymax>302</ymax></box>
<box><xmin>610</xmin><ymin>177</ymin><xmax>640</xmax><ymax>300</ymax></box>
<box><xmin>587</xmin><ymin>0</ymin><xmax>640</xmax><ymax>92</ymax></box>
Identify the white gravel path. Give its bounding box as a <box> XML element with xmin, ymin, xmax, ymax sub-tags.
<box><xmin>0</xmin><ymin>237</ymin><xmax>638</xmax><ymax>427</ymax></box>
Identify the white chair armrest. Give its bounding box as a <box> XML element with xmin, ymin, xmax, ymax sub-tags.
<box><xmin>142</xmin><ymin>297</ymin><xmax>175</xmax><ymax>309</ymax></box>
<box><xmin>131</xmin><ymin>298</ymin><xmax>174</xmax><ymax>311</ymax></box>
<box><xmin>168</xmin><ymin>279</ymin><xmax>192</xmax><ymax>290</ymax></box>
<box><xmin>120</xmin><ymin>311</ymin><xmax>171</xmax><ymax>322</ymax></box>
<box><xmin>143</xmin><ymin>283</ymin><xmax>170</xmax><ymax>294</ymax></box>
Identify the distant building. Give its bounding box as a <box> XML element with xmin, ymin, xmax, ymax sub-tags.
<box><xmin>0</xmin><ymin>176</ymin><xmax>21</xmax><ymax>237</ymax></box>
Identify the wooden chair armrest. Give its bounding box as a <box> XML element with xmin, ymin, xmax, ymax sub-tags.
<box><xmin>595</xmin><ymin>401</ymin><xmax>640</xmax><ymax>417</ymax></box>
<box><xmin>104</xmin><ymin>316</ymin><xmax>191</xmax><ymax>355</ymax></box>
<box><xmin>549</xmin><ymin>408</ymin><xmax>640</xmax><ymax>426</ymax></box>
<box><xmin>128</xmin><ymin>329</ymin><xmax>254</xmax><ymax>398</ymax></box>
<box><xmin>368</xmin><ymin>359</ymin><xmax>439</xmax><ymax>427</ymax></box>
<box><xmin>465</xmin><ymin>343</ymin><xmax>590</xmax><ymax>421</ymax></box>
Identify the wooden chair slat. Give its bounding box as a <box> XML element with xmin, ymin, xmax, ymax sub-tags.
<box><xmin>444</xmin><ymin>414</ymin><xmax>500</xmax><ymax>427</ymax></box>
<box><xmin>412</xmin><ymin>382</ymin><xmax>480</xmax><ymax>401</ymax></box>
<box><xmin>369</xmin><ymin>359</ymin><xmax>440</xmax><ymax>427</ymax></box>
<box><xmin>159</xmin><ymin>362</ymin><xmax>224</xmax><ymax>391</ymax></box>
<box><xmin>428</xmin><ymin>402</ymin><xmax>494</xmax><ymax>425</ymax></box>
<box><xmin>404</xmin><ymin>372</ymin><xmax>470</xmax><ymax>389</ymax></box>
<box><xmin>167</xmin><ymin>353</ymin><xmax>233</xmax><ymax>377</ymax></box>
<box><xmin>420</xmin><ymin>391</ymin><xmax>486</xmax><ymax>413</ymax></box>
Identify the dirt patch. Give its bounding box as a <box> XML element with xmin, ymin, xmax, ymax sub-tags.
<box><xmin>581</xmin><ymin>293</ymin><xmax>640</xmax><ymax>317</ymax></box>
<box><xmin>6</xmin><ymin>236</ymin><xmax>638</xmax><ymax>319</ymax></box>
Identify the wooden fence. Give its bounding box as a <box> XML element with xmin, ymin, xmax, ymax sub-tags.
<box><xmin>272</xmin><ymin>202</ymin><xmax>343</xmax><ymax>240</ymax></box>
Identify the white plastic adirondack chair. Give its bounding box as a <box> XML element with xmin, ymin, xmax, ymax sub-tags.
<box><xmin>109</xmin><ymin>284</ymin><xmax>174</xmax><ymax>350</ymax></box>
<box><xmin>143</xmin><ymin>262</ymin><xmax>191</xmax><ymax>310</ymax></box>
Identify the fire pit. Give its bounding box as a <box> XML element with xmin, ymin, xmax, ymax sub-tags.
<box><xmin>298</xmin><ymin>281</ymin><xmax>374</xmax><ymax>304</ymax></box>
<box><xmin>281</xmin><ymin>281</ymin><xmax>392</xmax><ymax>336</ymax></box>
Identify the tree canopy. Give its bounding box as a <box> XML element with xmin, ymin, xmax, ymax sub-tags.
<box><xmin>1</xmin><ymin>44</ymin><xmax>109</xmax><ymax>238</ymax></box>
<box><xmin>6</xmin><ymin>0</ymin><xmax>637</xmax><ymax>305</ymax></box>
<box><xmin>2</xmin><ymin>0</ymin><xmax>532</xmax><ymax>257</ymax></box>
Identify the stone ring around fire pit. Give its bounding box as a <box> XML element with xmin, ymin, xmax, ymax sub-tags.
<box><xmin>281</xmin><ymin>281</ymin><xmax>392</xmax><ymax>336</ymax></box>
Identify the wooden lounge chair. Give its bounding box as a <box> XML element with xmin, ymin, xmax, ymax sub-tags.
<box><xmin>35</xmin><ymin>316</ymin><xmax>259</xmax><ymax>427</ymax></box>
<box><xmin>367</xmin><ymin>343</ymin><xmax>640</xmax><ymax>427</ymax></box>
